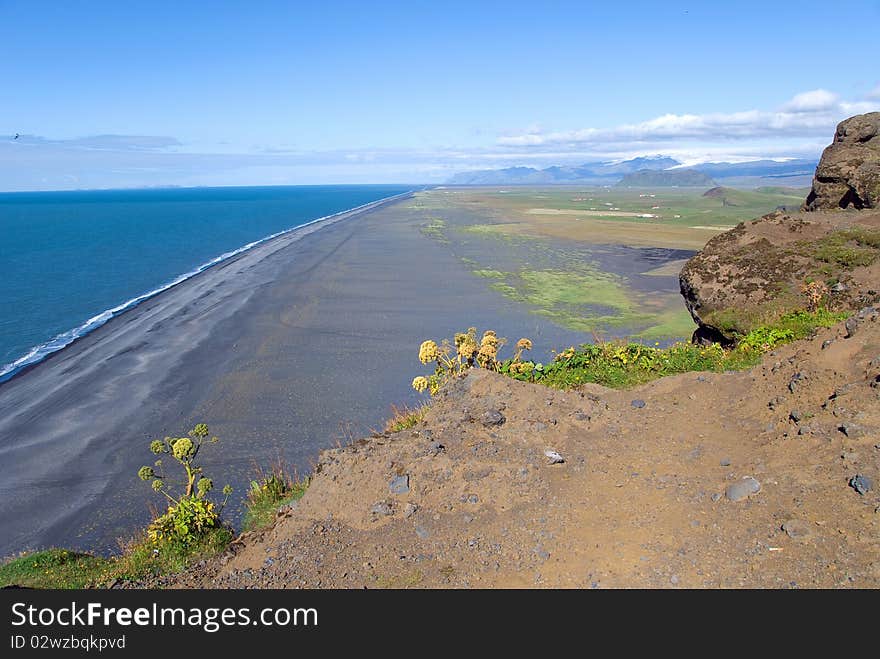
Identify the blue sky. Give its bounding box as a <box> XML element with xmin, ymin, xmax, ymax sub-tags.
<box><xmin>1</xmin><ymin>0</ymin><xmax>878</xmax><ymax>190</ymax></box>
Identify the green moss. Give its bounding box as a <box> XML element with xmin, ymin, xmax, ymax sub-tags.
<box><xmin>636</xmin><ymin>307</ymin><xmax>697</xmax><ymax>340</ymax></box>
<box><xmin>472</xmin><ymin>269</ymin><xmax>508</xmax><ymax>279</ymax></box>
<box><xmin>810</xmin><ymin>228</ymin><xmax>880</xmax><ymax>269</ymax></box>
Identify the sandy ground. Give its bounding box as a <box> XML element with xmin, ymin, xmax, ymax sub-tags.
<box><xmin>0</xmin><ymin>194</ymin><xmax>599</xmax><ymax>558</ymax></box>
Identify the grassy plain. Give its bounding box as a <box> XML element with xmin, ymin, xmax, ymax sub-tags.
<box><xmin>408</xmin><ymin>185</ymin><xmax>807</xmax><ymax>341</ymax></box>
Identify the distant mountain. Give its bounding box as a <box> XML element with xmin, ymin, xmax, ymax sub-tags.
<box><xmin>687</xmin><ymin>159</ymin><xmax>817</xmax><ymax>179</ymax></box>
<box><xmin>447</xmin><ymin>156</ymin><xmax>682</xmax><ymax>185</ymax></box>
<box><xmin>446</xmin><ymin>157</ymin><xmax>818</xmax><ymax>187</ymax></box>
<box><xmin>616</xmin><ymin>168</ymin><xmax>716</xmax><ymax>187</ymax></box>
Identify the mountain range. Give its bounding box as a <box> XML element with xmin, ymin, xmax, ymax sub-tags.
<box><xmin>447</xmin><ymin>157</ymin><xmax>818</xmax><ymax>187</ymax></box>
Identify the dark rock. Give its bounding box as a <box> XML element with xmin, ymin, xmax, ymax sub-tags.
<box><xmin>480</xmin><ymin>409</ymin><xmax>505</xmax><ymax>426</ymax></box>
<box><xmin>804</xmin><ymin>112</ymin><xmax>880</xmax><ymax>211</ymax></box>
<box><xmin>850</xmin><ymin>474</ymin><xmax>872</xmax><ymax>495</ymax></box>
<box><xmin>789</xmin><ymin>410</ymin><xmax>802</xmax><ymax>423</ymax></box>
<box><xmin>822</xmin><ymin>339</ymin><xmax>834</xmax><ymax>350</ymax></box>
<box><xmin>725</xmin><ymin>477</ymin><xmax>761</xmax><ymax>502</ymax></box>
<box><xmin>631</xmin><ymin>399</ymin><xmax>646</xmax><ymax>409</ymax></box>
<box><xmin>389</xmin><ymin>474</ymin><xmax>410</xmax><ymax>495</ymax></box>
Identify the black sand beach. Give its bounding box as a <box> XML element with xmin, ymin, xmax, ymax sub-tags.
<box><xmin>0</xmin><ymin>193</ymin><xmax>604</xmax><ymax>557</ymax></box>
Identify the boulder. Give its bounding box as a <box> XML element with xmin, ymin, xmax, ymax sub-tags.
<box><xmin>803</xmin><ymin>112</ymin><xmax>880</xmax><ymax>211</ymax></box>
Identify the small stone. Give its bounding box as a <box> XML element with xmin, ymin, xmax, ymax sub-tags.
<box><xmin>631</xmin><ymin>399</ymin><xmax>646</xmax><ymax>409</ymax></box>
<box><xmin>670</xmin><ymin>575</ymin><xmax>680</xmax><ymax>585</ymax></box>
<box><xmin>480</xmin><ymin>410</ymin><xmax>505</xmax><ymax>426</ymax></box>
<box><xmin>782</xmin><ymin>519</ymin><xmax>812</xmax><ymax>539</ymax></box>
<box><xmin>415</xmin><ymin>525</ymin><xmax>430</xmax><ymax>539</ymax></box>
<box><xmin>830</xmin><ymin>282</ymin><xmax>847</xmax><ymax>293</ymax></box>
<box><xmin>370</xmin><ymin>501</ymin><xmax>393</xmax><ymax>516</ymax></box>
<box><xmin>789</xmin><ymin>410</ymin><xmax>802</xmax><ymax>423</ymax></box>
<box><xmin>696</xmin><ymin>375</ymin><xmax>707</xmax><ymax>382</ymax></box>
<box><xmin>573</xmin><ymin>412</ymin><xmax>591</xmax><ymax>421</ymax></box>
<box><xmin>427</xmin><ymin>441</ymin><xmax>445</xmax><ymax>456</ymax></box>
<box><xmin>463</xmin><ymin>493</ymin><xmax>479</xmax><ymax>504</ymax></box>
<box><xmin>720</xmin><ymin>458</ymin><xmax>731</xmax><ymax>467</ymax></box>
<box><xmin>403</xmin><ymin>502</ymin><xmax>419</xmax><ymax>519</ymax></box>
<box><xmin>839</xmin><ymin>423</ymin><xmax>864</xmax><ymax>438</ymax></box>
<box><xmin>725</xmin><ymin>476</ymin><xmax>761</xmax><ymax>502</ymax></box>
<box><xmin>389</xmin><ymin>474</ymin><xmax>410</xmax><ymax>495</ymax></box>
<box><xmin>544</xmin><ymin>449</ymin><xmax>565</xmax><ymax>464</ymax></box>
<box><xmin>850</xmin><ymin>474</ymin><xmax>873</xmax><ymax>495</ymax></box>
<box><xmin>845</xmin><ymin>317</ymin><xmax>858</xmax><ymax>338</ymax></box>
<box><xmin>821</xmin><ymin>339</ymin><xmax>834</xmax><ymax>350</ymax></box>
<box><xmin>711</xmin><ymin>493</ymin><xmax>722</xmax><ymax>503</ymax></box>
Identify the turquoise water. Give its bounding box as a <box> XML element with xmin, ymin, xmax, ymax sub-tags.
<box><xmin>0</xmin><ymin>185</ymin><xmax>412</xmax><ymax>380</ymax></box>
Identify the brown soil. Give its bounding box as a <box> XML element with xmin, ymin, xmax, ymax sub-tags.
<box><xmin>153</xmin><ymin>311</ymin><xmax>880</xmax><ymax>589</ymax></box>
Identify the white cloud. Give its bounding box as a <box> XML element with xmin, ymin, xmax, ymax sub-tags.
<box><xmin>867</xmin><ymin>84</ymin><xmax>880</xmax><ymax>100</ymax></box>
<box><xmin>496</xmin><ymin>89</ymin><xmax>880</xmax><ymax>150</ymax></box>
<box><xmin>780</xmin><ymin>88</ymin><xmax>839</xmax><ymax>113</ymax></box>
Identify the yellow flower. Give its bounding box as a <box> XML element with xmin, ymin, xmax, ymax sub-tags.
<box><xmin>516</xmin><ymin>338</ymin><xmax>532</xmax><ymax>351</ymax></box>
<box><xmin>412</xmin><ymin>376</ymin><xmax>429</xmax><ymax>393</ymax></box>
<box><xmin>418</xmin><ymin>340</ymin><xmax>439</xmax><ymax>364</ymax></box>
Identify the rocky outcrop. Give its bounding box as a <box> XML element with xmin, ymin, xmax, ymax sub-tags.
<box><xmin>803</xmin><ymin>112</ymin><xmax>880</xmax><ymax>211</ymax></box>
<box><xmin>679</xmin><ymin>208</ymin><xmax>880</xmax><ymax>342</ymax></box>
<box><xmin>680</xmin><ymin>114</ymin><xmax>880</xmax><ymax>344</ymax></box>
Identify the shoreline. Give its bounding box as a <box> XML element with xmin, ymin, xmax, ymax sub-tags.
<box><xmin>0</xmin><ymin>190</ymin><xmax>597</xmax><ymax>558</ymax></box>
<box><xmin>0</xmin><ymin>190</ymin><xmax>415</xmax><ymax>385</ymax></box>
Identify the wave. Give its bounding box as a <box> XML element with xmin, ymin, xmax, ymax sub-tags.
<box><xmin>0</xmin><ymin>190</ymin><xmax>412</xmax><ymax>384</ymax></box>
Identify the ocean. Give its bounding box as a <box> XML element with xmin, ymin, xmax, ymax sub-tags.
<box><xmin>0</xmin><ymin>184</ymin><xmax>413</xmax><ymax>381</ymax></box>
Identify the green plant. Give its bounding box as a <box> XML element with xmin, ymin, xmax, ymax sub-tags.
<box><xmin>243</xmin><ymin>462</ymin><xmax>309</xmax><ymax>532</ymax></box>
<box><xmin>383</xmin><ymin>402</ymin><xmax>430</xmax><ymax>433</ymax></box>
<box><xmin>493</xmin><ymin>308</ymin><xmax>847</xmax><ymax>390</ymax></box>
<box><xmin>137</xmin><ymin>423</ymin><xmax>233</xmax><ymax>549</ymax></box>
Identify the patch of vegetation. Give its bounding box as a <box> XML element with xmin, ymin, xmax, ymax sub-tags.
<box><xmin>0</xmin><ymin>528</ymin><xmax>233</xmax><ymax>589</ymax></box>
<box><xmin>420</xmin><ymin>217</ymin><xmax>449</xmax><ymax>244</ymax></box>
<box><xmin>412</xmin><ymin>328</ymin><xmax>533</xmax><ymax>396</ymax></box>
<box><xmin>812</xmin><ymin>228</ymin><xmax>880</xmax><ymax>269</ymax></box>
<box><xmin>383</xmin><ymin>402</ymin><xmax>430</xmax><ymax>433</ymax></box>
<box><xmin>635</xmin><ymin>307</ymin><xmax>697</xmax><ymax>340</ymax></box>
<box><xmin>472</xmin><ymin>269</ymin><xmax>508</xmax><ymax>279</ymax></box>
<box><xmin>0</xmin><ymin>549</ymin><xmax>114</xmax><ymax>589</ymax></box>
<box><xmin>1</xmin><ymin>424</ymin><xmax>290</xmax><ymax>588</ymax></box>
<box><xmin>243</xmin><ymin>463</ymin><xmax>309</xmax><ymax>532</ymax></box>
<box><xmin>497</xmin><ymin>308</ymin><xmax>847</xmax><ymax>390</ymax></box>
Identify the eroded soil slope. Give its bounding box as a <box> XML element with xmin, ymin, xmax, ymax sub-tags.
<box><xmin>159</xmin><ymin>310</ymin><xmax>880</xmax><ymax>589</ymax></box>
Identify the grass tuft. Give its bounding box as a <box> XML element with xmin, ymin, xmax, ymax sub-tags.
<box><xmin>242</xmin><ymin>462</ymin><xmax>309</xmax><ymax>533</ymax></box>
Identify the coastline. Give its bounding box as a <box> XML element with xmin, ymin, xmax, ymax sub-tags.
<box><xmin>0</xmin><ymin>190</ymin><xmax>594</xmax><ymax>557</ymax></box>
<box><xmin>0</xmin><ymin>190</ymin><xmax>415</xmax><ymax>384</ymax></box>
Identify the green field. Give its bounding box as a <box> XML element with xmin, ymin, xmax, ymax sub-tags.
<box><xmin>408</xmin><ymin>185</ymin><xmax>808</xmax><ymax>341</ymax></box>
